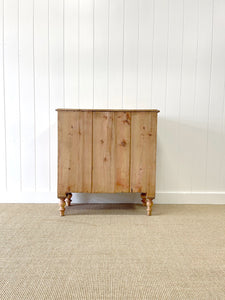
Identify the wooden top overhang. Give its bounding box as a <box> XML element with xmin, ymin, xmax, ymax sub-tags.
<box><xmin>56</xmin><ymin>108</ymin><xmax>160</xmax><ymax>113</ymax></box>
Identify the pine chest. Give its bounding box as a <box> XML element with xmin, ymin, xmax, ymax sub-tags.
<box><xmin>57</xmin><ymin>109</ymin><xmax>159</xmax><ymax>216</ymax></box>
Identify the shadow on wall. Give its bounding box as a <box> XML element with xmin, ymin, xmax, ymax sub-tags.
<box><xmin>156</xmin><ymin>117</ymin><xmax>225</xmax><ymax>193</ymax></box>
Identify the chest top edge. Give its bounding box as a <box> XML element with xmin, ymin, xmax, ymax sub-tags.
<box><xmin>56</xmin><ymin>108</ymin><xmax>160</xmax><ymax>113</ymax></box>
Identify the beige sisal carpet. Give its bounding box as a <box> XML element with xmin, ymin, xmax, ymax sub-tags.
<box><xmin>0</xmin><ymin>203</ymin><xmax>225</xmax><ymax>300</ymax></box>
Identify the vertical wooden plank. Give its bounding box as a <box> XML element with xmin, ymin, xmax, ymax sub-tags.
<box><xmin>108</xmin><ymin>0</ymin><xmax>123</xmax><ymax>108</ymax></box>
<box><xmin>64</xmin><ymin>0</ymin><xmax>79</xmax><ymax>108</ymax></box>
<box><xmin>0</xmin><ymin>0</ymin><xmax>6</xmax><ymax>190</ymax></box>
<box><xmin>137</xmin><ymin>0</ymin><xmax>154</xmax><ymax>108</ymax></box>
<box><xmin>79</xmin><ymin>0</ymin><xmax>93</xmax><ymax>108</ymax></box>
<box><xmin>177</xmin><ymin>0</ymin><xmax>198</xmax><ymax>191</ymax></box>
<box><xmin>4</xmin><ymin>0</ymin><xmax>21</xmax><ymax>190</ymax></box>
<box><xmin>163</xmin><ymin>0</ymin><xmax>184</xmax><ymax>192</ymax></box>
<box><xmin>191</xmin><ymin>0</ymin><xmax>213</xmax><ymax>191</ymax></box>
<box><xmin>19</xmin><ymin>0</ymin><xmax>35</xmax><ymax>191</ymax></box>
<box><xmin>130</xmin><ymin>112</ymin><xmax>157</xmax><ymax>197</ymax></box>
<box><xmin>94</xmin><ymin>0</ymin><xmax>109</xmax><ymax>108</ymax></box>
<box><xmin>205</xmin><ymin>0</ymin><xmax>225</xmax><ymax>191</ymax></box>
<box><xmin>34</xmin><ymin>0</ymin><xmax>50</xmax><ymax>191</ymax></box>
<box><xmin>92</xmin><ymin>112</ymin><xmax>115</xmax><ymax>192</ymax></box>
<box><xmin>58</xmin><ymin>111</ymin><xmax>92</xmax><ymax>196</ymax></box>
<box><xmin>49</xmin><ymin>0</ymin><xmax>64</xmax><ymax>191</ymax></box>
<box><xmin>123</xmin><ymin>0</ymin><xmax>139</xmax><ymax>108</ymax></box>
<box><xmin>114</xmin><ymin>111</ymin><xmax>130</xmax><ymax>192</ymax></box>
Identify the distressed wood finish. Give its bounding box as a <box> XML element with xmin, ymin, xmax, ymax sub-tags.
<box><xmin>58</xmin><ymin>111</ymin><xmax>92</xmax><ymax>198</ymax></box>
<box><xmin>92</xmin><ymin>111</ymin><xmax>131</xmax><ymax>192</ymax></box>
<box><xmin>92</xmin><ymin>112</ymin><xmax>115</xmax><ymax>193</ymax></box>
<box><xmin>114</xmin><ymin>112</ymin><xmax>131</xmax><ymax>192</ymax></box>
<box><xmin>130</xmin><ymin>112</ymin><xmax>157</xmax><ymax>197</ymax></box>
<box><xmin>57</xmin><ymin>109</ymin><xmax>159</xmax><ymax>216</ymax></box>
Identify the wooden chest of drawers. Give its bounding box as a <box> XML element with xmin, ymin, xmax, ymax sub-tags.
<box><xmin>57</xmin><ymin>109</ymin><xmax>159</xmax><ymax>216</ymax></box>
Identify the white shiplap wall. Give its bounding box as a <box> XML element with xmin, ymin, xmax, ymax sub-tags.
<box><xmin>1</xmin><ymin>0</ymin><xmax>225</xmax><ymax>204</ymax></box>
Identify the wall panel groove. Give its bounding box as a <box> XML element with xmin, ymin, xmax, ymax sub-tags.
<box><xmin>0</xmin><ymin>0</ymin><xmax>225</xmax><ymax>201</ymax></box>
<box><xmin>4</xmin><ymin>0</ymin><xmax>21</xmax><ymax>191</ymax></box>
<box><xmin>0</xmin><ymin>0</ymin><xmax>7</xmax><ymax>190</ymax></box>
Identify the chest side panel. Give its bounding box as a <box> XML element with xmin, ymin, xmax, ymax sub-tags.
<box><xmin>130</xmin><ymin>112</ymin><xmax>157</xmax><ymax>196</ymax></box>
<box><xmin>57</xmin><ymin>111</ymin><xmax>92</xmax><ymax>197</ymax></box>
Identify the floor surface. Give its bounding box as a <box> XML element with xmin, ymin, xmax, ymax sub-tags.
<box><xmin>0</xmin><ymin>203</ymin><xmax>225</xmax><ymax>299</ymax></box>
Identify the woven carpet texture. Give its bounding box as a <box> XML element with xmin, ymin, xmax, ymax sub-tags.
<box><xmin>0</xmin><ymin>203</ymin><xmax>225</xmax><ymax>300</ymax></box>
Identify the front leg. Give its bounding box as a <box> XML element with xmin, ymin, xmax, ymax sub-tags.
<box><xmin>146</xmin><ymin>198</ymin><xmax>154</xmax><ymax>216</ymax></box>
<box><xmin>59</xmin><ymin>198</ymin><xmax>66</xmax><ymax>216</ymax></box>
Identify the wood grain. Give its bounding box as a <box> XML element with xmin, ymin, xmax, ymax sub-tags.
<box><xmin>92</xmin><ymin>112</ymin><xmax>115</xmax><ymax>192</ymax></box>
<box><xmin>130</xmin><ymin>112</ymin><xmax>157</xmax><ymax>197</ymax></box>
<box><xmin>57</xmin><ymin>111</ymin><xmax>92</xmax><ymax>197</ymax></box>
<box><xmin>114</xmin><ymin>112</ymin><xmax>131</xmax><ymax>192</ymax></box>
<box><xmin>57</xmin><ymin>109</ymin><xmax>159</xmax><ymax>216</ymax></box>
<box><xmin>92</xmin><ymin>111</ymin><xmax>131</xmax><ymax>193</ymax></box>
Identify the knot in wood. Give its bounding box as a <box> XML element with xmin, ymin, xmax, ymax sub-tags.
<box><xmin>120</xmin><ymin>140</ymin><xmax>127</xmax><ymax>147</ymax></box>
<box><xmin>123</xmin><ymin>119</ymin><xmax>130</xmax><ymax>125</ymax></box>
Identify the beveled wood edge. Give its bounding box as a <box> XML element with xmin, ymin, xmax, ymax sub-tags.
<box><xmin>56</xmin><ymin>108</ymin><xmax>160</xmax><ymax>113</ymax></box>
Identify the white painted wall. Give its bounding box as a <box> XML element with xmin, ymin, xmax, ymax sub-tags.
<box><xmin>1</xmin><ymin>0</ymin><xmax>225</xmax><ymax>204</ymax></box>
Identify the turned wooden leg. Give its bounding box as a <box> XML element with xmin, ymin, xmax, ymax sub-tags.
<box><xmin>146</xmin><ymin>198</ymin><xmax>154</xmax><ymax>216</ymax></box>
<box><xmin>59</xmin><ymin>198</ymin><xmax>66</xmax><ymax>216</ymax></box>
<box><xmin>141</xmin><ymin>193</ymin><xmax>147</xmax><ymax>206</ymax></box>
<box><xmin>66</xmin><ymin>193</ymin><xmax>72</xmax><ymax>206</ymax></box>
